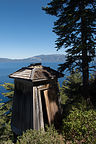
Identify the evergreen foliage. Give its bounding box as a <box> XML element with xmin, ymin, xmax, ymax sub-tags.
<box><xmin>62</xmin><ymin>99</ymin><xmax>96</xmax><ymax>144</ymax></box>
<box><xmin>0</xmin><ymin>83</ymin><xmax>14</xmax><ymax>142</ymax></box>
<box><xmin>16</xmin><ymin>126</ymin><xmax>64</xmax><ymax>144</ymax></box>
<box><xmin>89</xmin><ymin>74</ymin><xmax>96</xmax><ymax>105</ymax></box>
<box><xmin>43</xmin><ymin>0</ymin><xmax>96</xmax><ymax>97</ymax></box>
<box><xmin>60</xmin><ymin>72</ymin><xmax>96</xmax><ymax>143</ymax></box>
<box><xmin>60</xmin><ymin>69</ymin><xmax>82</xmax><ymax>104</ymax></box>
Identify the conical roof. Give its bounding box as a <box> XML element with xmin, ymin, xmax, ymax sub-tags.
<box><xmin>9</xmin><ymin>63</ymin><xmax>63</xmax><ymax>82</ymax></box>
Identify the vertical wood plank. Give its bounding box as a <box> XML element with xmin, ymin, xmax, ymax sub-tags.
<box><xmin>33</xmin><ymin>86</ymin><xmax>36</xmax><ymax>130</ymax></box>
<box><xmin>38</xmin><ymin>89</ymin><xmax>44</xmax><ymax>130</ymax></box>
<box><xmin>44</xmin><ymin>90</ymin><xmax>51</xmax><ymax>125</ymax></box>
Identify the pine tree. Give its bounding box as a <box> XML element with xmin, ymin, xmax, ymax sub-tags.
<box><xmin>0</xmin><ymin>83</ymin><xmax>14</xmax><ymax>142</ymax></box>
<box><xmin>43</xmin><ymin>0</ymin><xmax>96</xmax><ymax>98</ymax></box>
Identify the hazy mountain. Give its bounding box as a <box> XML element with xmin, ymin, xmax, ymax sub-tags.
<box><xmin>0</xmin><ymin>54</ymin><xmax>66</xmax><ymax>63</ymax></box>
<box><xmin>0</xmin><ymin>58</ymin><xmax>13</xmax><ymax>62</ymax></box>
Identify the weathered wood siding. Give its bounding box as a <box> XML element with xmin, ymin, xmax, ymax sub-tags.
<box><xmin>34</xmin><ymin>80</ymin><xmax>60</xmax><ymax>127</ymax></box>
<box><xmin>33</xmin><ymin>87</ymin><xmax>44</xmax><ymax>130</ymax></box>
<box><xmin>11</xmin><ymin>79</ymin><xmax>33</xmax><ymax>135</ymax></box>
<box><xmin>44</xmin><ymin>89</ymin><xmax>58</xmax><ymax>124</ymax></box>
<box><xmin>11</xmin><ymin>78</ymin><xmax>60</xmax><ymax>134</ymax></box>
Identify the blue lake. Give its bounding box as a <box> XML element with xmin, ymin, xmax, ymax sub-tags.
<box><xmin>0</xmin><ymin>62</ymin><xmax>65</xmax><ymax>102</ymax></box>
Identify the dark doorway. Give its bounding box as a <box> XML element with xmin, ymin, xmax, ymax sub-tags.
<box><xmin>41</xmin><ymin>90</ymin><xmax>49</xmax><ymax>128</ymax></box>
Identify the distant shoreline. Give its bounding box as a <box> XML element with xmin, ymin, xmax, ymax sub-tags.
<box><xmin>0</xmin><ymin>54</ymin><xmax>66</xmax><ymax>63</ymax></box>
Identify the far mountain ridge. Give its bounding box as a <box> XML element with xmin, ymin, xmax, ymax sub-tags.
<box><xmin>0</xmin><ymin>54</ymin><xmax>66</xmax><ymax>63</ymax></box>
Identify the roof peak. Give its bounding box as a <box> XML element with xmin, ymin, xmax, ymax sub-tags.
<box><xmin>28</xmin><ymin>63</ymin><xmax>42</xmax><ymax>67</ymax></box>
<box><xmin>28</xmin><ymin>63</ymin><xmax>42</xmax><ymax>68</ymax></box>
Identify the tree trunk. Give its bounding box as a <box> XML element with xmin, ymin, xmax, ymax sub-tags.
<box><xmin>80</xmin><ymin>1</ymin><xmax>89</xmax><ymax>99</ymax></box>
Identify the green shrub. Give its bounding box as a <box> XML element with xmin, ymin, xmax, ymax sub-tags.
<box><xmin>1</xmin><ymin>140</ymin><xmax>13</xmax><ymax>144</ymax></box>
<box><xmin>62</xmin><ymin>99</ymin><xmax>96</xmax><ymax>144</ymax></box>
<box><xmin>17</xmin><ymin>126</ymin><xmax>64</xmax><ymax>144</ymax></box>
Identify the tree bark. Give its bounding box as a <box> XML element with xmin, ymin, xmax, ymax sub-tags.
<box><xmin>80</xmin><ymin>1</ymin><xmax>89</xmax><ymax>98</ymax></box>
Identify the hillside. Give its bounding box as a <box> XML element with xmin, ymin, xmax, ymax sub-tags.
<box><xmin>0</xmin><ymin>54</ymin><xmax>66</xmax><ymax>63</ymax></box>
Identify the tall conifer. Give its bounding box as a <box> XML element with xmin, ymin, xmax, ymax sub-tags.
<box><xmin>43</xmin><ymin>0</ymin><xmax>96</xmax><ymax>97</ymax></box>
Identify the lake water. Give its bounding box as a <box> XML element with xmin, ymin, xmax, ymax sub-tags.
<box><xmin>0</xmin><ymin>61</ymin><xmax>95</xmax><ymax>102</ymax></box>
<box><xmin>0</xmin><ymin>62</ymin><xmax>65</xmax><ymax>102</ymax></box>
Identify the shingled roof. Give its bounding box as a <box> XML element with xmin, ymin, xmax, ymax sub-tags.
<box><xmin>9</xmin><ymin>63</ymin><xmax>64</xmax><ymax>82</ymax></box>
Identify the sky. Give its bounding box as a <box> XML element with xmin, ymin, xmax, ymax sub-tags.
<box><xmin>0</xmin><ymin>0</ymin><xmax>65</xmax><ymax>59</ymax></box>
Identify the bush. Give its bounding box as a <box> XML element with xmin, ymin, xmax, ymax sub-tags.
<box><xmin>16</xmin><ymin>126</ymin><xmax>64</xmax><ymax>144</ymax></box>
<box><xmin>62</xmin><ymin>98</ymin><xmax>96</xmax><ymax>144</ymax></box>
<box><xmin>1</xmin><ymin>140</ymin><xmax>13</xmax><ymax>144</ymax></box>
